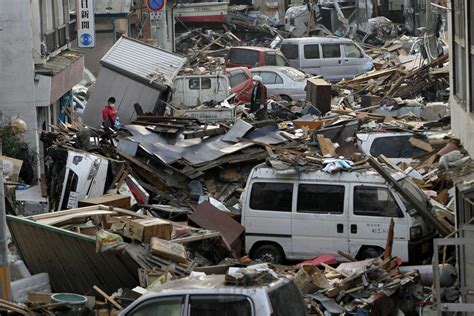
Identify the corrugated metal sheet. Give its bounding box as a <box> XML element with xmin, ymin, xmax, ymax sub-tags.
<box><xmin>95</xmin><ymin>0</ymin><xmax>131</xmax><ymax>15</ymax></box>
<box><xmin>7</xmin><ymin>216</ymin><xmax>139</xmax><ymax>294</ymax></box>
<box><xmin>83</xmin><ymin>67</ymin><xmax>162</xmax><ymax>127</ymax></box>
<box><xmin>101</xmin><ymin>37</ymin><xmax>187</xmax><ymax>85</ymax></box>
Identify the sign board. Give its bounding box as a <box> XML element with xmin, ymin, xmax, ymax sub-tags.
<box><xmin>150</xmin><ymin>11</ymin><xmax>164</xmax><ymax>20</ymax></box>
<box><xmin>76</xmin><ymin>0</ymin><xmax>96</xmax><ymax>48</ymax></box>
<box><xmin>147</xmin><ymin>0</ymin><xmax>165</xmax><ymax>12</ymax></box>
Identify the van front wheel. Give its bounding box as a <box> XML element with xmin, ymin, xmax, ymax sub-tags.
<box><xmin>252</xmin><ymin>244</ymin><xmax>284</xmax><ymax>264</ymax></box>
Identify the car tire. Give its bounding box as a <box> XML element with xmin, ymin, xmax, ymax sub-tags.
<box><xmin>280</xmin><ymin>95</ymin><xmax>292</xmax><ymax>102</ymax></box>
<box><xmin>252</xmin><ymin>244</ymin><xmax>284</xmax><ymax>264</ymax></box>
<box><xmin>357</xmin><ymin>247</ymin><xmax>383</xmax><ymax>260</ymax></box>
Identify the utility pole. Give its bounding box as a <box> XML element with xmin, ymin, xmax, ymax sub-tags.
<box><xmin>0</xmin><ymin>140</ymin><xmax>11</xmax><ymax>301</ymax></box>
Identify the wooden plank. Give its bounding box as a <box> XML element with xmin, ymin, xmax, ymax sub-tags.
<box><xmin>409</xmin><ymin>137</ymin><xmax>433</xmax><ymax>152</ymax></box>
<box><xmin>93</xmin><ymin>285</ymin><xmax>122</xmax><ymax>310</ymax></box>
<box><xmin>316</xmin><ymin>134</ymin><xmax>336</xmax><ymax>156</ymax></box>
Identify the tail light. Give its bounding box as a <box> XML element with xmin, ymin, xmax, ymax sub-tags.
<box><xmin>410</xmin><ymin>226</ymin><xmax>423</xmax><ymax>241</ymax></box>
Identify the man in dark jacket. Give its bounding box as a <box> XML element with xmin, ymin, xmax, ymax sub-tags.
<box><xmin>249</xmin><ymin>75</ymin><xmax>267</xmax><ymax>114</ymax></box>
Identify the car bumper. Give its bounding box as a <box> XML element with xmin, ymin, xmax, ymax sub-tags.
<box><xmin>408</xmin><ymin>232</ymin><xmax>436</xmax><ymax>264</ymax></box>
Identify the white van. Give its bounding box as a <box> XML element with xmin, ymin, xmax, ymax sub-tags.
<box><xmin>280</xmin><ymin>37</ymin><xmax>374</xmax><ymax>81</ymax></box>
<box><xmin>241</xmin><ymin>164</ymin><xmax>435</xmax><ymax>264</ymax></box>
<box><xmin>172</xmin><ymin>75</ymin><xmax>231</xmax><ymax>107</ymax></box>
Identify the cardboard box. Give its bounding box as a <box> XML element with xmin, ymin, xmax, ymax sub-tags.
<box><xmin>124</xmin><ymin>218</ymin><xmax>172</xmax><ymax>242</ymax></box>
<box><xmin>150</xmin><ymin>237</ymin><xmax>187</xmax><ymax>264</ymax></box>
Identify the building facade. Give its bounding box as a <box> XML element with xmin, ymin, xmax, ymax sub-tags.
<box><xmin>0</xmin><ymin>0</ymin><xmax>84</xmax><ymax>179</ymax></box>
<box><xmin>449</xmin><ymin>0</ymin><xmax>474</xmax><ymax>157</ymax></box>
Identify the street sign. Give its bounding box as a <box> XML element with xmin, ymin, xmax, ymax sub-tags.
<box><xmin>150</xmin><ymin>11</ymin><xmax>164</xmax><ymax>21</ymax></box>
<box><xmin>76</xmin><ymin>0</ymin><xmax>96</xmax><ymax>48</ymax></box>
<box><xmin>147</xmin><ymin>0</ymin><xmax>165</xmax><ymax>12</ymax></box>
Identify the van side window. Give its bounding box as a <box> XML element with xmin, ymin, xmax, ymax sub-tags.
<box><xmin>344</xmin><ymin>44</ymin><xmax>363</xmax><ymax>58</ymax></box>
<box><xmin>303</xmin><ymin>44</ymin><xmax>320</xmax><ymax>59</ymax></box>
<box><xmin>229</xmin><ymin>49</ymin><xmax>259</xmax><ymax>65</ymax></box>
<box><xmin>189</xmin><ymin>78</ymin><xmax>211</xmax><ymax>90</ymax></box>
<box><xmin>297</xmin><ymin>184</ymin><xmax>344</xmax><ymax>214</ymax></box>
<box><xmin>250</xmin><ymin>182</ymin><xmax>293</xmax><ymax>212</ymax></box>
<box><xmin>322</xmin><ymin>44</ymin><xmax>341</xmax><ymax>58</ymax></box>
<box><xmin>189</xmin><ymin>295</ymin><xmax>252</xmax><ymax>316</ymax></box>
<box><xmin>280</xmin><ymin>44</ymin><xmax>299</xmax><ymax>60</ymax></box>
<box><xmin>353</xmin><ymin>186</ymin><xmax>403</xmax><ymax>218</ymax></box>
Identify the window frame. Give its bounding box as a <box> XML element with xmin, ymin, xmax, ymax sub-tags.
<box><xmin>249</xmin><ymin>181</ymin><xmax>294</xmax><ymax>212</ymax></box>
<box><xmin>343</xmin><ymin>44</ymin><xmax>363</xmax><ymax>58</ymax></box>
<box><xmin>187</xmin><ymin>294</ymin><xmax>254</xmax><ymax>316</ymax></box>
<box><xmin>352</xmin><ymin>185</ymin><xmax>404</xmax><ymax>218</ymax></box>
<box><xmin>125</xmin><ymin>295</ymin><xmax>186</xmax><ymax>316</ymax></box>
<box><xmin>321</xmin><ymin>44</ymin><xmax>341</xmax><ymax>58</ymax></box>
<box><xmin>303</xmin><ymin>44</ymin><xmax>320</xmax><ymax>59</ymax></box>
<box><xmin>296</xmin><ymin>183</ymin><xmax>346</xmax><ymax>214</ymax></box>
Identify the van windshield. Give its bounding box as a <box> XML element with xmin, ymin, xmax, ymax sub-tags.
<box><xmin>397</xmin><ymin>176</ymin><xmax>430</xmax><ymax>213</ymax></box>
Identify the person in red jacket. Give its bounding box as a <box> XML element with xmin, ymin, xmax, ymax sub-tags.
<box><xmin>102</xmin><ymin>97</ymin><xmax>118</xmax><ymax>129</ymax></box>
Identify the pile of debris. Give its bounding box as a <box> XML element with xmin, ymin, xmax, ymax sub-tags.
<box><xmin>176</xmin><ymin>28</ymin><xmax>241</xmax><ymax>73</ymax></box>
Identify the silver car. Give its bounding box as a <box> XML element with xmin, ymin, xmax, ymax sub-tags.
<box><xmin>120</xmin><ymin>275</ymin><xmax>306</xmax><ymax>316</ymax></box>
<box><xmin>250</xmin><ymin>66</ymin><xmax>308</xmax><ymax>102</ymax></box>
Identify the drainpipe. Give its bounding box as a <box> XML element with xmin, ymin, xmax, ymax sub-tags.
<box><xmin>0</xmin><ymin>141</ymin><xmax>11</xmax><ymax>301</ymax></box>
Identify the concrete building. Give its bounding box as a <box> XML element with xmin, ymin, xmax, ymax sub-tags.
<box><xmin>448</xmin><ymin>0</ymin><xmax>474</xmax><ymax>157</ymax></box>
<box><xmin>0</xmin><ymin>0</ymin><xmax>84</xmax><ymax>179</ymax></box>
<box><xmin>70</xmin><ymin>0</ymin><xmax>133</xmax><ymax>75</ymax></box>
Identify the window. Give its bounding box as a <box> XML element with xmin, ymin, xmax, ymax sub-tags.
<box><xmin>304</xmin><ymin>44</ymin><xmax>320</xmax><ymax>59</ymax></box>
<box><xmin>344</xmin><ymin>44</ymin><xmax>363</xmax><ymax>58</ymax></box>
<box><xmin>280</xmin><ymin>44</ymin><xmax>299</xmax><ymax>60</ymax></box>
<box><xmin>228</xmin><ymin>70</ymin><xmax>248</xmax><ymax>88</ymax></box>
<box><xmin>250</xmin><ymin>182</ymin><xmax>293</xmax><ymax>212</ymax></box>
<box><xmin>275</xmin><ymin>54</ymin><xmax>289</xmax><ymax>66</ymax></box>
<box><xmin>453</xmin><ymin>0</ymin><xmax>467</xmax><ymax>103</ymax></box>
<box><xmin>229</xmin><ymin>49</ymin><xmax>259</xmax><ymax>66</ymax></box>
<box><xmin>469</xmin><ymin>2</ymin><xmax>474</xmax><ymax>112</ymax></box>
<box><xmin>128</xmin><ymin>296</ymin><xmax>184</xmax><ymax>316</ymax></box>
<box><xmin>369</xmin><ymin>135</ymin><xmax>428</xmax><ymax>158</ymax></box>
<box><xmin>189</xmin><ymin>78</ymin><xmax>211</xmax><ymax>90</ymax></box>
<box><xmin>322</xmin><ymin>44</ymin><xmax>341</xmax><ymax>58</ymax></box>
<box><xmin>297</xmin><ymin>184</ymin><xmax>345</xmax><ymax>214</ymax></box>
<box><xmin>353</xmin><ymin>186</ymin><xmax>403</xmax><ymax>218</ymax></box>
<box><xmin>189</xmin><ymin>295</ymin><xmax>252</xmax><ymax>316</ymax></box>
<box><xmin>268</xmin><ymin>281</ymin><xmax>307</xmax><ymax>316</ymax></box>
<box><xmin>258</xmin><ymin>72</ymin><xmax>283</xmax><ymax>84</ymax></box>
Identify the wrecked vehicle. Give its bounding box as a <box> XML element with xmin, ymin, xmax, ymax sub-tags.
<box><xmin>225</xmin><ymin>47</ymin><xmax>289</xmax><ymax>69</ymax></box>
<box><xmin>357</xmin><ymin>132</ymin><xmax>431</xmax><ymax>164</ymax></box>
<box><xmin>50</xmin><ymin>150</ymin><xmax>109</xmax><ymax>210</ymax></box>
<box><xmin>172</xmin><ymin>67</ymin><xmax>254</xmax><ymax>107</ymax></box>
<box><xmin>250</xmin><ymin>66</ymin><xmax>309</xmax><ymax>101</ymax></box>
<box><xmin>280</xmin><ymin>37</ymin><xmax>374</xmax><ymax>81</ymax></box>
<box><xmin>241</xmin><ymin>164</ymin><xmax>435</xmax><ymax>264</ymax></box>
<box><xmin>120</xmin><ymin>274</ymin><xmax>307</xmax><ymax>316</ymax></box>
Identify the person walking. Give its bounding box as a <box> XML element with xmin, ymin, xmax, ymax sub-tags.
<box><xmin>249</xmin><ymin>76</ymin><xmax>267</xmax><ymax>119</ymax></box>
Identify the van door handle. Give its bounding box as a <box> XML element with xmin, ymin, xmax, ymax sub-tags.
<box><xmin>338</xmin><ymin>60</ymin><xmax>342</xmax><ymax>64</ymax></box>
<box><xmin>351</xmin><ymin>224</ymin><xmax>357</xmax><ymax>234</ymax></box>
<box><xmin>344</xmin><ymin>59</ymin><xmax>349</xmax><ymax>62</ymax></box>
<box><xmin>337</xmin><ymin>224</ymin><xmax>344</xmax><ymax>233</ymax></box>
